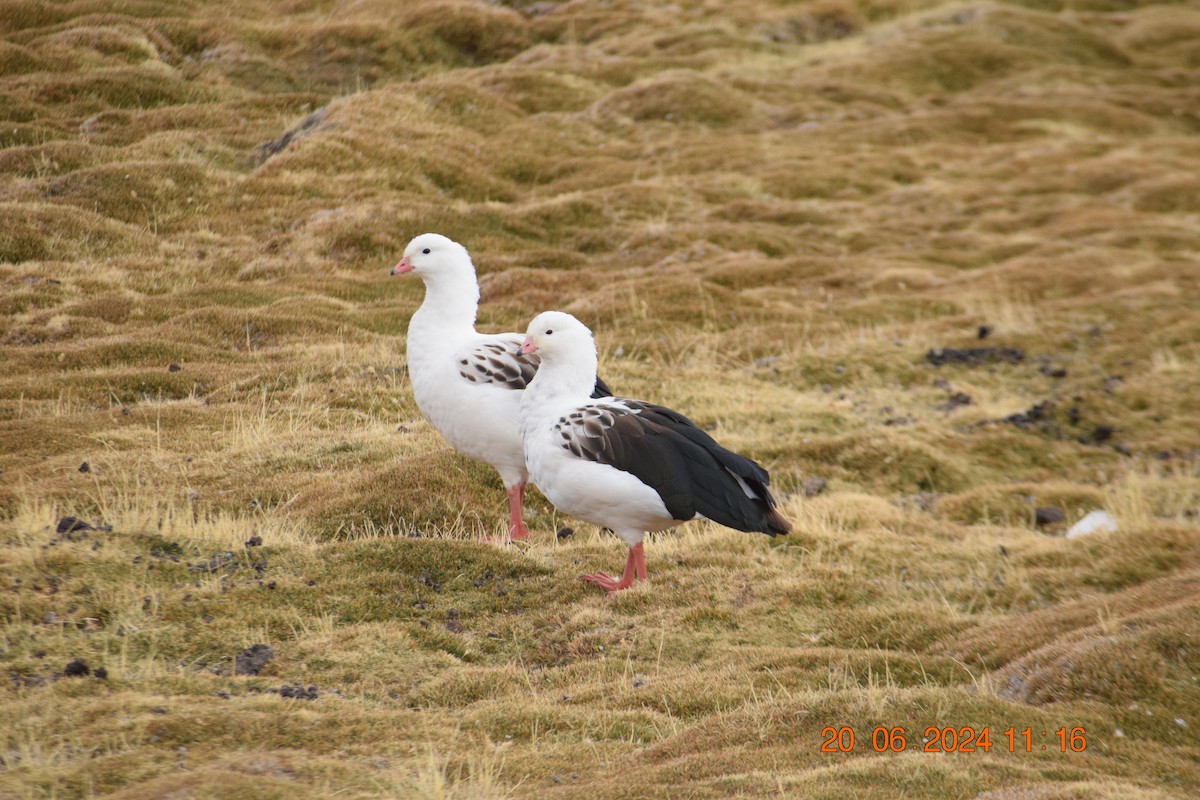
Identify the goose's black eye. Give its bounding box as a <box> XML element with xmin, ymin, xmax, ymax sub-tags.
<box><xmin>545</xmin><ymin>329</ymin><xmax>554</xmax><ymax>335</ymax></box>
<box><xmin>422</xmin><ymin>248</ymin><xmax>431</xmax><ymax>255</ymax></box>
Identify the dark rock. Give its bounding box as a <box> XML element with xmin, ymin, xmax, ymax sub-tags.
<box><xmin>1068</xmin><ymin>406</ymin><xmax>1081</xmax><ymax>425</ymax></box>
<box><xmin>93</xmin><ymin>666</ymin><xmax>108</xmax><ymax>680</ymax></box>
<box><xmin>942</xmin><ymin>391</ymin><xmax>973</xmax><ymax>411</ymax></box>
<box><xmin>78</xmin><ymin>462</ymin><xmax>90</xmax><ymax>473</ymax></box>
<box><xmin>279</xmin><ymin>683</ymin><xmax>318</xmax><ymax>700</ymax></box>
<box><xmin>168</xmin><ymin>363</ymin><xmax>181</xmax><ymax>372</ymax></box>
<box><xmin>976</xmin><ymin>325</ymin><xmax>993</xmax><ymax>339</ymax></box>
<box><xmin>64</xmin><ymin>658</ymin><xmax>90</xmax><ymax>677</ymax></box>
<box><xmin>235</xmin><ymin>643</ymin><xmax>274</xmax><ymax>676</ymax></box>
<box><xmin>255</xmin><ymin>107</ymin><xmax>328</xmax><ymax>165</ymax></box>
<box><xmin>1003</xmin><ymin>401</ymin><xmax>1054</xmax><ymax>429</ymax></box>
<box><xmin>1035</xmin><ymin>507</ymin><xmax>1066</xmax><ymax>527</ymax></box>
<box><xmin>267</xmin><ymin>581</ymin><xmax>277</xmax><ymax>590</ymax></box>
<box><xmin>1040</xmin><ymin>365</ymin><xmax>1068</xmax><ymax>378</ymax></box>
<box><xmin>556</xmin><ymin>527</ymin><xmax>575</xmax><ymax>540</ymax></box>
<box><xmin>1091</xmin><ymin>425</ymin><xmax>1115</xmax><ymax>443</ymax></box>
<box><xmin>245</xmin><ymin>535</ymin><xmax>262</xmax><ymax>547</ymax></box>
<box><xmin>418</xmin><ymin>572</ymin><xmax>441</xmax><ymax>592</ymax></box>
<box><xmin>446</xmin><ymin>620</ymin><xmax>464</xmax><ymax>634</ymax></box>
<box><xmin>926</xmin><ymin>347</ymin><xmax>1025</xmax><ymax>367</ymax></box>
<box><xmin>802</xmin><ymin>477</ymin><xmax>828</xmax><ymax>497</ymax></box>
<box><xmin>56</xmin><ymin>516</ymin><xmax>94</xmax><ymax>534</ymax></box>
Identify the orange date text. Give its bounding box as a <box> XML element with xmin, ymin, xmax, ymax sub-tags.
<box><xmin>820</xmin><ymin>726</ymin><xmax>1087</xmax><ymax>754</ymax></box>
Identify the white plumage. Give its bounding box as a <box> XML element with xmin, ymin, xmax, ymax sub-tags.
<box><xmin>393</xmin><ymin>233</ymin><xmax>536</xmax><ymax>540</ymax></box>
<box><xmin>519</xmin><ymin>311</ymin><xmax>791</xmax><ymax>593</ymax></box>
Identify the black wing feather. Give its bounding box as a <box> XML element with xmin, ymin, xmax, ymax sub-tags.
<box><xmin>556</xmin><ymin>401</ymin><xmax>791</xmax><ymax>536</ymax></box>
<box><xmin>461</xmin><ymin>339</ymin><xmax>613</xmax><ymax>397</ymax></box>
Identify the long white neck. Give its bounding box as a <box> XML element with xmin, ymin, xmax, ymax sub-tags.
<box><xmin>408</xmin><ymin>264</ymin><xmax>481</xmax><ymax>346</ymax></box>
<box><xmin>522</xmin><ymin>341</ymin><xmax>599</xmax><ymax>428</ymax></box>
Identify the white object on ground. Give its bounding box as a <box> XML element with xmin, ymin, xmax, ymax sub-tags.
<box><xmin>1066</xmin><ymin>510</ymin><xmax>1119</xmax><ymax>539</ymax></box>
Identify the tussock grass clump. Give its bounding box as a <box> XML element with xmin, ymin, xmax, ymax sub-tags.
<box><xmin>592</xmin><ymin>70</ymin><xmax>765</xmax><ymax>126</ymax></box>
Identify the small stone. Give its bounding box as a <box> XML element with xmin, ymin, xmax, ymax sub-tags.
<box><xmin>632</xmin><ymin>677</ymin><xmax>646</xmax><ymax>688</ymax></box>
<box><xmin>56</xmin><ymin>516</ymin><xmax>95</xmax><ymax>534</ymax></box>
<box><xmin>168</xmin><ymin>363</ymin><xmax>182</xmax><ymax>372</ymax></box>
<box><xmin>245</xmin><ymin>535</ymin><xmax>263</xmax><ymax>547</ymax></box>
<box><xmin>1091</xmin><ymin>425</ymin><xmax>1115</xmax><ymax>443</ymax></box>
<box><xmin>446</xmin><ymin>620</ymin><xmax>464</xmax><ymax>634</ymax></box>
<box><xmin>235</xmin><ymin>644</ymin><xmax>274</xmax><ymax>676</ymax></box>
<box><xmin>78</xmin><ymin>462</ymin><xmax>90</xmax><ymax>473</ymax></box>
<box><xmin>1176</xmin><ymin>718</ymin><xmax>1187</xmax><ymax>728</ymax></box>
<box><xmin>93</xmin><ymin>666</ymin><xmax>108</xmax><ymax>680</ymax></box>
<box><xmin>1035</xmin><ymin>507</ymin><xmax>1066</xmax><ymax>527</ymax></box>
<box><xmin>1066</xmin><ymin>510</ymin><xmax>1118</xmax><ymax>539</ymax></box>
<box><xmin>64</xmin><ymin>658</ymin><xmax>90</xmax><ymax>677</ymax></box>
<box><xmin>556</xmin><ymin>527</ymin><xmax>575</xmax><ymax>540</ymax></box>
<box><xmin>801</xmin><ymin>477</ymin><xmax>828</xmax><ymax>497</ymax></box>
<box><xmin>926</xmin><ymin>346</ymin><xmax>1025</xmax><ymax>367</ymax></box>
<box><xmin>977</xmin><ymin>324</ymin><xmax>993</xmax><ymax>339</ymax></box>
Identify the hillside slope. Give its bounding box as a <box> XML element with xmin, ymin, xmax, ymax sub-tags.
<box><xmin>1</xmin><ymin>1</ymin><xmax>1198</xmax><ymax>797</ymax></box>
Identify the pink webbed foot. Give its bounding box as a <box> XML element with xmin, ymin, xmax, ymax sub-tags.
<box><xmin>581</xmin><ymin>542</ymin><xmax>647</xmax><ymax>595</ymax></box>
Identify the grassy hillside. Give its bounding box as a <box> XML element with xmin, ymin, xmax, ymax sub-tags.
<box><xmin>2</xmin><ymin>0</ymin><xmax>1199</xmax><ymax>797</ymax></box>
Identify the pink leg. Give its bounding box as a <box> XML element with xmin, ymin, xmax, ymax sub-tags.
<box><xmin>507</xmin><ymin>484</ymin><xmax>529</xmax><ymax>541</ymax></box>
<box><xmin>582</xmin><ymin>542</ymin><xmax>646</xmax><ymax>594</ymax></box>
<box><xmin>633</xmin><ymin>543</ymin><xmax>647</xmax><ymax>582</ymax></box>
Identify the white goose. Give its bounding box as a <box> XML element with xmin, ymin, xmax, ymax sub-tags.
<box><xmin>518</xmin><ymin>311</ymin><xmax>791</xmax><ymax>592</ymax></box>
<box><xmin>392</xmin><ymin>235</ymin><xmax>610</xmax><ymax>541</ymax></box>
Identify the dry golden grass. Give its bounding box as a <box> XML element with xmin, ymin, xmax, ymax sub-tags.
<box><xmin>2</xmin><ymin>0</ymin><xmax>1199</xmax><ymax>797</ymax></box>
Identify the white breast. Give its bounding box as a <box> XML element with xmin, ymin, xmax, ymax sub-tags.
<box><xmin>407</xmin><ymin>331</ymin><xmax>527</xmax><ymax>487</ymax></box>
<box><xmin>522</xmin><ymin>397</ymin><xmax>677</xmax><ymax>546</ymax></box>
